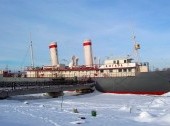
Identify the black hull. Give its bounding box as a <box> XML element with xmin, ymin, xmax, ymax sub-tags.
<box><xmin>93</xmin><ymin>71</ymin><xmax>170</xmax><ymax>95</ymax></box>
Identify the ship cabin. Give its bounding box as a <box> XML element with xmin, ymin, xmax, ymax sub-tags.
<box><xmin>98</xmin><ymin>58</ymin><xmax>149</xmax><ymax>77</ymax></box>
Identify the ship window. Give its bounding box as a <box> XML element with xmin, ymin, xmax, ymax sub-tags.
<box><xmin>106</xmin><ymin>65</ymin><xmax>107</xmax><ymax>67</ymax></box>
<box><xmin>109</xmin><ymin>65</ymin><xmax>111</xmax><ymax>67</ymax></box>
<box><xmin>118</xmin><ymin>69</ymin><xmax>122</xmax><ymax>72</ymax></box>
<box><xmin>124</xmin><ymin>60</ymin><xmax>127</xmax><ymax>63</ymax></box>
<box><xmin>100</xmin><ymin>70</ymin><xmax>104</xmax><ymax>73</ymax></box>
<box><xmin>117</xmin><ymin>60</ymin><xmax>119</xmax><ymax>64</ymax></box>
<box><xmin>109</xmin><ymin>69</ymin><xmax>113</xmax><ymax>73</ymax></box>
<box><xmin>128</xmin><ymin>68</ymin><xmax>132</xmax><ymax>72</ymax></box>
<box><xmin>113</xmin><ymin>61</ymin><xmax>116</xmax><ymax>64</ymax></box>
<box><xmin>123</xmin><ymin>69</ymin><xmax>127</xmax><ymax>72</ymax></box>
<box><xmin>127</xmin><ymin>59</ymin><xmax>131</xmax><ymax>63</ymax></box>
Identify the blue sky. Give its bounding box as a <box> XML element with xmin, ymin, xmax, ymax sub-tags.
<box><xmin>0</xmin><ymin>0</ymin><xmax>170</xmax><ymax>70</ymax></box>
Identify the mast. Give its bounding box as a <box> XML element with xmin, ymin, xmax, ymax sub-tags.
<box><xmin>132</xmin><ymin>34</ymin><xmax>140</xmax><ymax>64</ymax></box>
<box><xmin>30</xmin><ymin>33</ymin><xmax>35</xmax><ymax>68</ymax></box>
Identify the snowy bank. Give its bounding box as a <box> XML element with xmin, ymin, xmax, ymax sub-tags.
<box><xmin>0</xmin><ymin>91</ymin><xmax>170</xmax><ymax>126</ymax></box>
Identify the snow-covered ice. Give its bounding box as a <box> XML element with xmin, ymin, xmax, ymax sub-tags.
<box><xmin>0</xmin><ymin>91</ymin><xmax>170</xmax><ymax>126</ymax></box>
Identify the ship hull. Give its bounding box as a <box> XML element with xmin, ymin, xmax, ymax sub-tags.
<box><xmin>93</xmin><ymin>71</ymin><xmax>170</xmax><ymax>95</ymax></box>
<box><xmin>1</xmin><ymin>70</ymin><xmax>170</xmax><ymax>95</ymax></box>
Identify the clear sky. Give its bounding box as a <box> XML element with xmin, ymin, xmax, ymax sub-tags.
<box><xmin>0</xmin><ymin>0</ymin><xmax>170</xmax><ymax>70</ymax></box>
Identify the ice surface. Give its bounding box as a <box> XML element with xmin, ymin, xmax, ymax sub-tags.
<box><xmin>0</xmin><ymin>91</ymin><xmax>170</xmax><ymax>126</ymax></box>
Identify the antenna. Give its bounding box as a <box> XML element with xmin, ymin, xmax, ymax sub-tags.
<box><xmin>30</xmin><ymin>33</ymin><xmax>35</xmax><ymax>68</ymax></box>
<box><xmin>132</xmin><ymin>33</ymin><xmax>140</xmax><ymax>64</ymax></box>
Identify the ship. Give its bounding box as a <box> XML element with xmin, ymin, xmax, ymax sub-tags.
<box><xmin>1</xmin><ymin>37</ymin><xmax>170</xmax><ymax>95</ymax></box>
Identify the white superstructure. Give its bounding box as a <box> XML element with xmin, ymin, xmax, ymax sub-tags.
<box><xmin>25</xmin><ymin>39</ymin><xmax>149</xmax><ymax>78</ymax></box>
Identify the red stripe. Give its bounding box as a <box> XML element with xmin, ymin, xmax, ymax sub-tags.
<box><xmin>83</xmin><ymin>42</ymin><xmax>92</xmax><ymax>46</ymax></box>
<box><xmin>49</xmin><ymin>45</ymin><xmax>57</xmax><ymax>48</ymax></box>
<box><xmin>104</xmin><ymin>91</ymin><xmax>167</xmax><ymax>95</ymax></box>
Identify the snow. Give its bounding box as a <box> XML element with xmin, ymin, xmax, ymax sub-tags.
<box><xmin>0</xmin><ymin>91</ymin><xmax>170</xmax><ymax>126</ymax></box>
